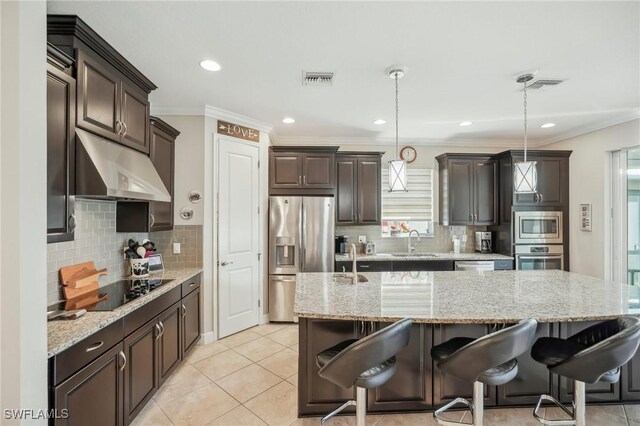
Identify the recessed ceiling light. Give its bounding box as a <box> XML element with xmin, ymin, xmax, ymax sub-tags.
<box><xmin>373</xmin><ymin>119</ymin><xmax>386</xmax><ymax>125</ymax></box>
<box><xmin>459</xmin><ymin>121</ymin><xmax>473</xmax><ymax>127</ymax></box>
<box><xmin>200</xmin><ymin>60</ymin><xmax>221</xmax><ymax>72</ymax></box>
<box><xmin>282</xmin><ymin>117</ymin><xmax>295</xmax><ymax>124</ymax></box>
<box><xmin>541</xmin><ymin>122</ymin><xmax>556</xmax><ymax>128</ymax></box>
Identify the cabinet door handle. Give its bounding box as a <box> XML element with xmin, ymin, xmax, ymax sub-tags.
<box><xmin>539</xmin><ymin>193</ymin><xmax>543</xmax><ymax>203</ymax></box>
<box><xmin>182</xmin><ymin>304</ymin><xmax>187</xmax><ymax>318</ymax></box>
<box><xmin>121</xmin><ymin>122</ymin><xmax>128</xmax><ymax>137</ymax></box>
<box><xmin>298</xmin><ymin>176</ymin><xmax>302</xmax><ymax>185</ymax></box>
<box><xmin>359</xmin><ymin>265</ymin><xmax>370</xmax><ymax>269</ymax></box>
<box><xmin>85</xmin><ymin>341</ymin><xmax>104</xmax><ymax>352</ymax></box>
<box><xmin>158</xmin><ymin>321</ymin><xmax>165</xmax><ymax>339</ymax></box>
<box><xmin>303</xmin><ymin>175</ymin><xmax>307</xmax><ymax>185</ymax></box>
<box><xmin>155</xmin><ymin>323</ymin><xmax>162</xmax><ymax>340</ymax></box>
<box><xmin>119</xmin><ymin>351</ymin><xmax>127</xmax><ymax>371</ymax></box>
<box><xmin>115</xmin><ymin>120</ymin><xmax>122</xmax><ymax>135</ymax></box>
<box><xmin>469</xmin><ymin>213</ymin><xmax>473</xmax><ymax>221</ymax></box>
<box><xmin>150</xmin><ymin>213</ymin><xmax>155</xmax><ymax>227</ymax></box>
<box><xmin>68</xmin><ymin>213</ymin><xmax>76</xmax><ymax>232</ymax></box>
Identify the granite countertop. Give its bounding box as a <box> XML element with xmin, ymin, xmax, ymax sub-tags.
<box><xmin>48</xmin><ymin>268</ymin><xmax>202</xmax><ymax>358</ymax></box>
<box><xmin>294</xmin><ymin>270</ymin><xmax>639</xmax><ymax>324</ymax></box>
<box><xmin>335</xmin><ymin>252</ymin><xmax>514</xmax><ymax>262</ymax></box>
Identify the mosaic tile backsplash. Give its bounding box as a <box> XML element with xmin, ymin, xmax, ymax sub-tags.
<box><xmin>335</xmin><ymin>224</ymin><xmax>487</xmax><ymax>254</ymax></box>
<box><xmin>47</xmin><ymin>200</ymin><xmax>148</xmax><ymax>304</ymax></box>
<box><xmin>150</xmin><ymin>225</ymin><xmax>203</xmax><ymax>269</ymax></box>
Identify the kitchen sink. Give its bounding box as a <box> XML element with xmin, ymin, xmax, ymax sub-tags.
<box><xmin>391</xmin><ymin>253</ymin><xmax>439</xmax><ymax>258</ymax></box>
<box><xmin>331</xmin><ymin>273</ymin><xmax>369</xmax><ymax>284</ymax></box>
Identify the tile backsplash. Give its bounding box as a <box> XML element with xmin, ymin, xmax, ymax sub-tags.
<box><xmin>335</xmin><ymin>224</ymin><xmax>486</xmax><ymax>254</ymax></box>
<box><xmin>150</xmin><ymin>225</ymin><xmax>203</xmax><ymax>269</ymax></box>
<box><xmin>47</xmin><ymin>200</ymin><xmax>148</xmax><ymax>304</ymax></box>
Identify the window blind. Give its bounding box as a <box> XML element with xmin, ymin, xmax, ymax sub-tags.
<box><xmin>381</xmin><ymin>168</ymin><xmax>434</xmax><ymax>220</ymax></box>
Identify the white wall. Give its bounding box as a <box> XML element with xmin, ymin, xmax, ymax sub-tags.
<box><xmin>1</xmin><ymin>1</ymin><xmax>48</xmax><ymax>422</ymax></box>
<box><xmin>544</xmin><ymin>119</ymin><xmax>640</xmax><ymax>279</ymax></box>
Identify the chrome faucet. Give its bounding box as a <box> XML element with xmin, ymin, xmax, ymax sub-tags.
<box><xmin>408</xmin><ymin>229</ymin><xmax>421</xmax><ymax>253</ymax></box>
<box><xmin>350</xmin><ymin>243</ymin><xmax>358</xmax><ymax>284</ymax></box>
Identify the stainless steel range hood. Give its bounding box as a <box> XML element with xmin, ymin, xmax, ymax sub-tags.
<box><xmin>75</xmin><ymin>128</ymin><xmax>171</xmax><ymax>202</ymax></box>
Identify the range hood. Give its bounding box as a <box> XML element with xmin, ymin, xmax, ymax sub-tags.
<box><xmin>75</xmin><ymin>128</ymin><xmax>171</xmax><ymax>202</ymax></box>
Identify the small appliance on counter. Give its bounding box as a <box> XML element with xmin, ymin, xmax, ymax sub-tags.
<box><xmin>335</xmin><ymin>235</ymin><xmax>349</xmax><ymax>254</ymax></box>
<box><xmin>475</xmin><ymin>231</ymin><xmax>493</xmax><ymax>253</ymax></box>
<box><xmin>365</xmin><ymin>242</ymin><xmax>376</xmax><ymax>255</ymax></box>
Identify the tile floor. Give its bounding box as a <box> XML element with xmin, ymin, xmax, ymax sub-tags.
<box><xmin>132</xmin><ymin>323</ymin><xmax>634</xmax><ymax>426</ymax></box>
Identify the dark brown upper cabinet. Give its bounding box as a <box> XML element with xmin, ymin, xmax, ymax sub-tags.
<box><xmin>115</xmin><ymin>118</ymin><xmax>179</xmax><ymax>233</ymax></box>
<box><xmin>335</xmin><ymin>152</ymin><xmax>383</xmax><ymax>226</ymax></box>
<box><xmin>48</xmin><ymin>15</ymin><xmax>156</xmax><ymax>154</ymax></box>
<box><xmin>269</xmin><ymin>147</ymin><xmax>338</xmax><ymax>195</ymax></box>
<box><xmin>493</xmin><ymin>150</ymin><xmax>571</xmax><ymax>209</ymax></box>
<box><xmin>437</xmin><ymin>154</ymin><xmax>498</xmax><ymax>226</ymax></box>
<box><xmin>47</xmin><ymin>43</ymin><xmax>76</xmax><ymax>243</ymax></box>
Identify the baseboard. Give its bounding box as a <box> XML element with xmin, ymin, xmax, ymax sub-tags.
<box><xmin>261</xmin><ymin>314</ymin><xmax>269</xmax><ymax>324</ymax></box>
<box><xmin>199</xmin><ymin>331</ymin><xmax>216</xmax><ymax>345</ymax></box>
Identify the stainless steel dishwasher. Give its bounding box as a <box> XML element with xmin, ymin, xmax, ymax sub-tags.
<box><xmin>454</xmin><ymin>261</ymin><xmax>495</xmax><ymax>272</ymax></box>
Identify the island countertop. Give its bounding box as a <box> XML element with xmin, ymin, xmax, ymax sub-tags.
<box><xmin>334</xmin><ymin>252</ymin><xmax>513</xmax><ymax>262</ymax></box>
<box><xmin>294</xmin><ymin>270</ymin><xmax>639</xmax><ymax>324</ymax></box>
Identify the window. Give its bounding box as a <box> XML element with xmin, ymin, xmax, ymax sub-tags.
<box><xmin>381</xmin><ymin>167</ymin><xmax>434</xmax><ymax>237</ymax></box>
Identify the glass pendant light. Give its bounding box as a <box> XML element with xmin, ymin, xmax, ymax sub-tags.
<box><xmin>387</xmin><ymin>66</ymin><xmax>408</xmax><ymax>192</ymax></box>
<box><xmin>514</xmin><ymin>73</ymin><xmax>538</xmax><ymax>194</ymax></box>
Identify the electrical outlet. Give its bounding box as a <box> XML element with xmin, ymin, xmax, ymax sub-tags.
<box><xmin>173</xmin><ymin>243</ymin><xmax>181</xmax><ymax>254</ymax></box>
<box><xmin>358</xmin><ymin>235</ymin><xmax>367</xmax><ymax>243</ymax></box>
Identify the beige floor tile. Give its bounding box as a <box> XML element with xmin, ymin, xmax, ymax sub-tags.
<box><xmin>627</xmin><ymin>404</ymin><xmax>640</xmax><ymax>422</ymax></box>
<box><xmin>266</xmin><ymin>326</ymin><xmax>298</xmax><ymax>347</ymax></box>
<box><xmin>257</xmin><ymin>348</ymin><xmax>298</xmax><ymax>379</ymax></box>
<box><xmin>252</xmin><ymin>323</ymin><xmax>288</xmax><ymax>336</ymax></box>
<box><xmin>290</xmin><ymin>344</ymin><xmax>299</xmax><ymax>353</ymax></box>
<box><xmin>546</xmin><ymin>405</ymin><xmax>627</xmax><ymax>425</ymax></box>
<box><xmin>186</xmin><ymin>341</ymin><xmax>230</xmax><ymax>364</ymax></box>
<box><xmin>207</xmin><ymin>406</ymin><xmax>268</xmax><ymax>426</ymax></box>
<box><xmin>234</xmin><ymin>337</ymin><xmax>287</xmax><ymax>362</ymax></box>
<box><xmin>215</xmin><ymin>364</ymin><xmax>282</xmax><ymax>403</ymax></box>
<box><xmin>245</xmin><ymin>381</ymin><xmax>298</xmax><ymax>426</ymax></box>
<box><xmin>158</xmin><ymin>383</ymin><xmax>239</xmax><ymax>426</ymax></box>
<box><xmin>291</xmin><ymin>414</ymin><xmax>382</xmax><ymax>425</ymax></box>
<box><xmin>376</xmin><ymin>412</ymin><xmax>441</xmax><ymax>426</ymax></box>
<box><xmin>286</xmin><ymin>373</ymin><xmax>298</xmax><ymax>387</ymax></box>
<box><xmin>220</xmin><ymin>329</ymin><xmax>262</xmax><ymax>348</ymax></box>
<box><xmin>153</xmin><ymin>364</ymin><xmax>211</xmax><ymax>405</ymax></box>
<box><xmin>482</xmin><ymin>407</ymin><xmax>541</xmax><ymax>426</ymax></box>
<box><xmin>130</xmin><ymin>400</ymin><xmax>174</xmax><ymax>426</ymax></box>
<box><xmin>193</xmin><ymin>349</ymin><xmax>253</xmax><ymax>381</ymax></box>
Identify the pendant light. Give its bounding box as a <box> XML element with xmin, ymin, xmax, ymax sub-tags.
<box><xmin>513</xmin><ymin>73</ymin><xmax>538</xmax><ymax>194</ymax></box>
<box><xmin>387</xmin><ymin>65</ymin><xmax>408</xmax><ymax>192</ymax></box>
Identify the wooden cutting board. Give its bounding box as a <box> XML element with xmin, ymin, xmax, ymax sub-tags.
<box><xmin>60</xmin><ymin>261</ymin><xmax>108</xmax><ymax>301</ymax></box>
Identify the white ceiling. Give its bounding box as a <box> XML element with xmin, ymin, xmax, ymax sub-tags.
<box><xmin>47</xmin><ymin>1</ymin><xmax>640</xmax><ymax>146</ymax></box>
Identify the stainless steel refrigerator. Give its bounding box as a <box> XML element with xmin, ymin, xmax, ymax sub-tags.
<box><xmin>268</xmin><ymin>196</ymin><xmax>334</xmax><ymax>321</ymax></box>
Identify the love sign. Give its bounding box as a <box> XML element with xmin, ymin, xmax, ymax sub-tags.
<box><xmin>217</xmin><ymin>120</ymin><xmax>260</xmax><ymax>142</ymax></box>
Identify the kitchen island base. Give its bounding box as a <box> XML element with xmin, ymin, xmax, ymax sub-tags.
<box><xmin>298</xmin><ymin>318</ymin><xmax>640</xmax><ymax>417</ymax></box>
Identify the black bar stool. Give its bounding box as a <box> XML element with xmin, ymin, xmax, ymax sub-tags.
<box><xmin>530</xmin><ymin>317</ymin><xmax>640</xmax><ymax>426</ymax></box>
<box><xmin>315</xmin><ymin>318</ymin><xmax>412</xmax><ymax>426</ymax></box>
<box><xmin>431</xmin><ymin>318</ymin><xmax>538</xmax><ymax>426</ymax></box>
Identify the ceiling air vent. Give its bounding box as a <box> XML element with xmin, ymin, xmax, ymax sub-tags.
<box><xmin>302</xmin><ymin>71</ymin><xmax>334</xmax><ymax>86</ymax></box>
<box><xmin>525</xmin><ymin>79</ymin><xmax>565</xmax><ymax>90</ymax></box>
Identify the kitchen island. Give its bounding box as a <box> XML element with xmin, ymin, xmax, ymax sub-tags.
<box><xmin>294</xmin><ymin>270</ymin><xmax>640</xmax><ymax>416</ymax></box>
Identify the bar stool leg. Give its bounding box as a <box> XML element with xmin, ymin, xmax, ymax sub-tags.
<box><xmin>473</xmin><ymin>381</ymin><xmax>483</xmax><ymax>426</ymax></box>
<box><xmin>356</xmin><ymin>387</ymin><xmax>367</xmax><ymax>426</ymax></box>
<box><xmin>574</xmin><ymin>381</ymin><xmax>585</xmax><ymax>426</ymax></box>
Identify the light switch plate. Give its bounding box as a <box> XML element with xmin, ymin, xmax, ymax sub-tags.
<box><xmin>358</xmin><ymin>235</ymin><xmax>367</xmax><ymax>243</ymax></box>
<box><xmin>173</xmin><ymin>243</ymin><xmax>181</xmax><ymax>254</ymax></box>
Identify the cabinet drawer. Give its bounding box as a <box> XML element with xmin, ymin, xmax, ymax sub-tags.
<box><xmin>393</xmin><ymin>260</ymin><xmax>454</xmax><ymax>272</ymax></box>
<box><xmin>181</xmin><ymin>273</ymin><xmax>201</xmax><ymax>297</ymax></box>
<box><xmin>336</xmin><ymin>261</ymin><xmax>393</xmax><ymax>272</ymax></box>
<box><xmin>494</xmin><ymin>260</ymin><xmax>514</xmax><ymax>270</ymax></box>
<box><xmin>124</xmin><ymin>286</ymin><xmax>181</xmax><ymax>335</ymax></box>
<box><xmin>50</xmin><ymin>319</ymin><xmax>124</xmax><ymax>386</ymax></box>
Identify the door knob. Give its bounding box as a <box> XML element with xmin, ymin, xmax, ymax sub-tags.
<box><xmin>220</xmin><ymin>261</ymin><xmax>234</xmax><ymax>267</ymax></box>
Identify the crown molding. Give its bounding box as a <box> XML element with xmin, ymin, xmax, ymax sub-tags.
<box><xmin>149</xmin><ymin>104</ymin><xmax>273</xmax><ymax>133</ymax></box>
<box><xmin>534</xmin><ymin>109</ymin><xmax>640</xmax><ymax>147</ymax></box>
<box><xmin>272</xmin><ymin>136</ymin><xmax>522</xmax><ymax>149</ymax></box>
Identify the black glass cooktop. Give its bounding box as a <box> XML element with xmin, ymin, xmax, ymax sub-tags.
<box><xmin>86</xmin><ymin>278</ymin><xmax>174</xmax><ymax>311</ymax></box>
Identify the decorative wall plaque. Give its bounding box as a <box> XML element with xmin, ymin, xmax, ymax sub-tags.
<box><xmin>217</xmin><ymin>120</ymin><xmax>260</xmax><ymax>142</ymax></box>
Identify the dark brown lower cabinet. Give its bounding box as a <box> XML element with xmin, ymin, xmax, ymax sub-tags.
<box><xmin>159</xmin><ymin>302</ymin><xmax>183</xmax><ymax>385</ymax></box>
<box><xmin>433</xmin><ymin>324</ymin><xmax>497</xmax><ymax>407</ymax></box>
<box><xmin>497</xmin><ymin>323</ymin><xmax>557</xmax><ymax>405</ymax></box>
<box><xmin>53</xmin><ymin>343</ymin><xmax>125</xmax><ymax>426</ymax></box>
<box><xmin>182</xmin><ymin>285</ymin><xmax>201</xmax><ymax>354</ymax></box>
<box><xmin>368</xmin><ymin>322</ymin><xmax>433</xmax><ymax>412</ymax></box>
<box><xmin>622</xmin><ymin>343</ymin><xmax>640</xmax><ymax>400</ymax></box>
<box><xmin>559</xmin><ymin>321</ymin><xmax>621</xmax><ymax>403</ymax></box>
<box><xmin>123</xmin><ymin>318</ymin><xmax>160</xmax><ymax>424</ymax></box>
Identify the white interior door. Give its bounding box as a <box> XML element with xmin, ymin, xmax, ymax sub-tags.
<box><xmin>218</xmin><ymin>137</ymin><xmax>260</xmax><ymax>337</ymax></box>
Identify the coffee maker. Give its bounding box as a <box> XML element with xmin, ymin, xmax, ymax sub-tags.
<box><xmin>475</xmin><ymin>232</ymin><xmax>493</xmax><ymax>253</ymax></box>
